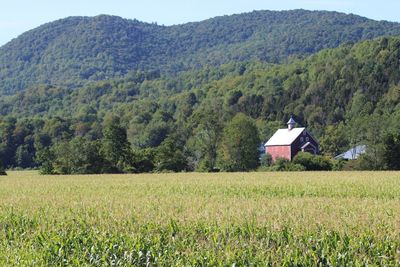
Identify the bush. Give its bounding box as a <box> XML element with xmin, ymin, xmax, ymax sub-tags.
<box><xmin>331</xmin><ymin>158</ymin><xmax>346</xmax><ymax>171</ymax></box>
<box><xmin>341</xmin><ymin>159</ymin><xmax>361</xmax><ymax>171</ymax></box>
<box><xmin>260</xmin><ymin>153</ymin><xmax>273</xmax><ymax>167</ymax></box>
<box><xmin>341</xmin><ymin>156</ymin><xmax>376</xmax><ymax>171</ymax></box>
<box><xmin>292</xmin><ymin>152</ymin><xmax>332</xmax><ymax>171</ymax></box>
<box><xmin>268</xmin><ymin>157</ymin><xmax>306</xmax><ymax>172</ymax></box>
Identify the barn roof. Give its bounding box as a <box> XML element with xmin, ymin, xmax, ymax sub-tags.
<box><xmin>264</xmin><ymin>127</ymin><xmax>305</xmax><ymax>146</ymax></box>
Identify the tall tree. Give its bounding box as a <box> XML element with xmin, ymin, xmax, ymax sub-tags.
<box><xmin>218</xmin><ymin>113</ymin><xmax>260</xmax><ymax>171</ymax></box>
<box><xmin>382</xmin><ymin>133</ymin><xmax>400</xmax><ymax>170</ymax></box>
<box><xmin>101</xmin><ymin>119</ymin><xmax>132</xmax><ymax>172</ymax></box>
<box><xmin>190</xmin><ymin>102</ymin><xmax>224</xmax><ymax>172</ymax></box>
<box><xmin>154</xmin><ymin>136</ymin><xmax>187</xmax><ymax>172</ymax></box>
<box><xmin>319</xmin><ymin>123</ymin><xmax>347</xmax><ymax>157</ymax></box>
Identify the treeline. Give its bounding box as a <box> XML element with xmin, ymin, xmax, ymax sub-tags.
<box><xmin>2</xmin><ymin>10</ymin><xmax>400</xmax><ymax>94</ymax></box>
<box><xmin>0</xmin><ymin>113</ymin><xmax>261</xmax><ymax>174</ymax></box>
<box><xmin>1</xmin><ymin>37</ymin><xmax>400</xmax><ymax>172</ymax></box>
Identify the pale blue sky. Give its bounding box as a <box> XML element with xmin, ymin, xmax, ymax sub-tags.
<box><xmin>1</xmin><ymin>0</ymin><xmax>399</xmax><ymax>46</ymax></box>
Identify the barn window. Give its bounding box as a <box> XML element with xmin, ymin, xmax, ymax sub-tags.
<box><xmin>300</xmin><ymin>137</ymin><xmax>304</xmax><ymax>142</ymax></box>
<box><xmin>306</xmin><ymin>137</ymin><xmax>309</xmax><ymax>142</ymax></box>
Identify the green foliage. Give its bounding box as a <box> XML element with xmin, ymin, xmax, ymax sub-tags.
<box><xmin>292</xmin><ymin>152</ymin><xmax>333</xmax><ymax>171</ymax></box>
<box><xmin>331</xmin><ymin>158</ymin><xmax>346</xmax><ymax>171</ymax></box>
<box><xmin>319</xmin><ymin>124</ymin><xmax>347</xmax><ymax>157</ymax></box>
<box><xmin>3</xmin><ymin>36</ymin><xmax>400</xmax><ymax>172</ymax></box>
<box><xmin>341</xmin><ymin>159</ymin><xmax>363</xmax><ymax>171</ymax></box>
<box><xmin>0</xmin><ymin>160</ymin><xmax>6</xmax><ymax>175</ymax></box>
<box><xmin>2</xmin><ymin>10</ymin><xmax>400</xmax><ymax>94</ymax></box>
<box><xmin>260</xmin><ymin>153</ymin><xmax>273</xmax><ymax>168</ymax></box>
<box><xmin>189</xmin><ymin>103</ymin><xmax>224</xmax><ymax>172</ymax></box>
<box><xmin>1</xmin><ymin>208</ymin><xmax>399</xmax><ymax>265</ymax></box>
<box><xmin>35</xmin><ymin>146</ymin><xmax>55</xmax><ymax>175</ymax></box>
<box><xmin>2</xmin><ymin>171</ymin><xmax>400</xmax><ymax>265</ymax></box>
<box><xmin>101</xmin><ymin>119</ymin><xmax>132</xmax><ymax>172</ymax></box>
<box><xmin>154</xmin><ymin>136</ymin><xmax>187</xmax><ymax>172</ymax></box>
<box><xmin>131</xmin><ymin>148</ymin><xmax>155</xmax><ymax>173</ymax></box>
<box><xmin>382</xmin><ymin>133</ymin><xmax>400</xmax><ymax>170</ymax></box>
<box><xmin>266</xmin><ymin>152</ymin><xmax>333</xmax><ymax>171</ymax></box>
<box><xmin>268</xmin><ymin>157</ymin><xmax>306</xmax><ymax>172</ymax></box>
<box><xmin>218</xmin><ymin>113</ymin><xmax>260</xmax><ymax>171</ymax></box>
<box><xmin>52</xmin><ymin>138</ymin><xmax>111</xmax><ymax>174</ymax></box>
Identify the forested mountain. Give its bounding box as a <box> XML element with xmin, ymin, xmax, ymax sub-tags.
<box><xmin>1</xmin><ymin>37</ymin><xmax>400</xmax><ymax>171</ymax></box>
<box><xmin>1</xmin><ymin>9</ymin><xmax>400</xmax><ymax>94</ymax></box>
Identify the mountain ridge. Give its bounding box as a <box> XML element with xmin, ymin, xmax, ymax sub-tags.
<box><xmin>1</xmin><ymin>9</ymin><xmax>400</xmax><ymax>94</ymax></box>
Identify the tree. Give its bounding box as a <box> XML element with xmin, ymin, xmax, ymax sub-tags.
<box><xmin>382</xmin><ymin>133</ymin><xmax>400</xmax><ymax>170</ymax></box>
<box><xmin>52</xmin><ymin>138</ymin><xmax>111</xmax><ymax>174</ymax></box>
<box><xmin>319</xmin><ymin>123</ymin><xmax>347</xmax><ymax>157</ymax></box>
<box><xmin>15</xmin><ymin>144</ymin><xmax>35</xmax><ymax>168</ymax></box>
<box><xmin>101</xmin><ymin>119</ymin><xmax>133</xmax><ymax>172</ymax></box>
<box><xmin>154</xmin><ymin>136</ymin><xmax>187</xmax><ymax>172</ymax></box>
<box><xmin>132</xmin><ymin>148</ymin><xmax>155</xmax><ymax>173</ymax></box>
<box><xmin>0</xmin><ymin>117</ymin><xmax>17</xmax><ymax>168</ymax></box>
<box><xmin>34</xmin><ymin>133</ymin><xmax>55</xmax><ymax>174</ymax></box>
<box><xmin>218</xmin><ymin>113</ymin><xmax>260</xmax><ymax>171</ymax></box>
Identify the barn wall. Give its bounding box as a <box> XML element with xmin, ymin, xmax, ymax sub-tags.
<box><xmin>265</xmin><ymin>129</ymin><xmax>320</xmax><ymax>162</ymax></box>
<box><xmin>291</xmin><ymin>130</ymin><xmax>319</xmax><ymax>159</ymax></box>
<box><xmin>266</xmin><ymin>146</ymin><xmax>291</xmax><ymax>162</ymax></box>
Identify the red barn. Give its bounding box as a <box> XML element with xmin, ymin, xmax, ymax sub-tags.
<box><xmin>264</xmin><ymin>117</ymin><xmax>319</xmax><ymax>162</ymax></box>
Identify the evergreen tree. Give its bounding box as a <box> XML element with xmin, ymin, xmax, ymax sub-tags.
<box><xmin>218</xmin><ymin>113</ymin><xmax>260</xmax><ymax>171</ymax></box>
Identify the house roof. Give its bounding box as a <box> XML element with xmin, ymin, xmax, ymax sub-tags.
<box><xmin>335</xmin><ymin>145</ymin><xmax>366</xmax><ymax>160</ymax></box>
<box><xmin>265</xmin><ymin>127</ymin><xmax>305</xmax><ymax>146</ymax></box>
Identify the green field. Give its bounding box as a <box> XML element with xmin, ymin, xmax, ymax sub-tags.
<box><xmin>1</xmin><ymin>171</ymin><xmax>399</xmax><ymax>266</ymax></box>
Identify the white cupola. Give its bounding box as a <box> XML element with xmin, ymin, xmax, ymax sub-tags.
<box><xmin>287</xmin><ymin>117</ymin><xmax>296</xmax><ymax>130</ymax></box>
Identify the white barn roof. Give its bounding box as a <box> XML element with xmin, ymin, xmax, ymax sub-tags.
<box><xmin>264</xmin><ymin>127</ymin><xmax>305</xmax><ymax>146</ymax></box>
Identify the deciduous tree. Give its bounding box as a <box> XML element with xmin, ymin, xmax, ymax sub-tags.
<box><xmin>218</xmin><ymin>113</ymin><xmax>260</xmax><ymax>171</ymax></box>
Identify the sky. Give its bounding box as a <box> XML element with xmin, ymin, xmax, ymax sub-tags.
<box><xmin>1</xmin><ymin>0</ymin><xmax>400</xmax><ymax>46</ymax></box>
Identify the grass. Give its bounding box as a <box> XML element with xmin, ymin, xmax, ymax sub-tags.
<box><xmin>0</xmin><ymin>171</ymin><xmax>399</xmax><ymax>265</ymax></box>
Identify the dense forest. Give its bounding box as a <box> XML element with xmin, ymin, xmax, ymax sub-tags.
<box><xmin>1</xmin><ymin>35</ymin><xmax>400</xmax><ymax>173</ymax></box>
<box><xmin>2</xmin><ymin>10</ymin><xmax>400</xmax><ymax>94</ymax></box>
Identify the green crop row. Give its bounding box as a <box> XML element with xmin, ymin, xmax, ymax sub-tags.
<box><xmin>0</xmin><ymin>211</ymin><xmax>398</xmax><ymax>266</ymax></box>
<box><xmin>0</xmin><ymin>171</ymin><xmax>399</xmax><ymax>265</ymax></box>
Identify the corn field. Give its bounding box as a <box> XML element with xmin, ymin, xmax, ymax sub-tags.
<box><xmin>0</xmin><ymin>171</ymin><xmax>399</xmax><ymax>265</ymax></box>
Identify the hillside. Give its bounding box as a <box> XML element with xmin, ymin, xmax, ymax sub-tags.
<box><xmin>1</xmin><ymin>9</ymin><xmax>400</xmax><ymax>94</ymax></box>
<box><xmin>1</xmin><ymin>37</ymin><xmax>400</xmax><ymax>170</ymax></box>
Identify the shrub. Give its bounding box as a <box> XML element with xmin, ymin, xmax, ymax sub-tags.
<box><xmin>292</xmin><ymin>152</ymin><xmax>332</xmax><ymax>171</ymax></box>
<box><xmin>331</xmin><ymin>158</ymin><xmax>346</xmax><ymax>171</ymax></box>
<box><xmin>260</xmin><ymin>153</ymin><xmax>273</xmax><ymax>167</ymax></box>
<box><xmin>341</xmin><ymin>159</ymin><xmax>362</xmax><ymax>171</ymax></box>
<box><xmin>269</xmin><ymin>157</ymin><xmax>306</xmax><ymax>172</ymax></box>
